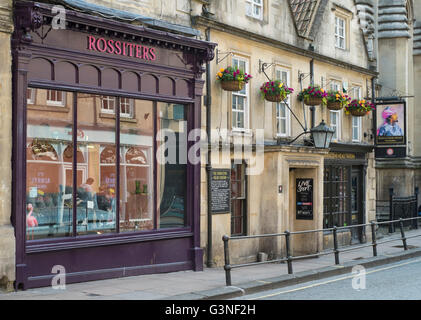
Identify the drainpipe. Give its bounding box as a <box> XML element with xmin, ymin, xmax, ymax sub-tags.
<box><xmin>310</xmin><ymin>58</ymin><xmax>315</xmax><ymax>129</ymax></box>
<box><xmin>371</xmin><ymin>76</ymin><xmax>377</xmax><ymax>140</ymax></box>
<box><xmin>205</xmin><ymin>27</ymin><xmax>214</xmax><ymax>267</ymax></box>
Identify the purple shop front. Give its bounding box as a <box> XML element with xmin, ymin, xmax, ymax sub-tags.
<box><xmin>12</xmin><ymin>1</ymin><xmax>215</xmax><ymax>289</ymax></box>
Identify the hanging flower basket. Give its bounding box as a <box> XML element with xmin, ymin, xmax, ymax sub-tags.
<box><xmin>220</xmin><ymin>80</ymin><xmax>245</xmax><ymax>92</ymax></box>
<box><xmin>327</xmin><ymin>101</ymin><xmax>342</xmax><ymax>110</ymax></box>
<box><xmin>260</xmin><ymin>80</ymin><xmax>294</xmax><ymax>103</ymax></box>
<box><xmin>345</xmin><ymin>99</ymin><xmax>375</xmax><ymax>117</ymax></box>
<box><xmin>304</xmin><ymin>96</ymin><xmax>324</xmax><ymax>106</ymax></box>
<box><xmin>217</xmin><ymin>66</ymin><xmax>252</xmax><ymax>92</ymax></box>
<box><xmin>264</xmin><ymin>93</ymin><xmax>286</xmax><ymax>102</ymax></box>
<box><xmin>350</xmin><ymin>108</ymin><xmax>369</xmax><ymax>117</ymax></box>
<box><xmin>298</xmin><ymin>85</ymin><xmax>328</xmax><ymax>106</ymax></box>
<box><xmin>326</xmin><ymin>90</ymin><xmax>351</xmax><ymax>111</ymax></box>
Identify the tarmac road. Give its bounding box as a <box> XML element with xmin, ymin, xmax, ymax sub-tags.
<box><xmin>232</xmin><ymin>257</ymin><xmax>421</xmax><ymax>300</ymax></box>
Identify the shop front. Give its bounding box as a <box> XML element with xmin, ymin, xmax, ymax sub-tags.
<box><xmin>12</xmin><ymin>1</ymin><xmax>215</xmax><ymax>289</ymax></box>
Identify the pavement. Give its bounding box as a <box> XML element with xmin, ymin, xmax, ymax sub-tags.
<box><xmin>1</xmin><ymin>227</ymin><xmax>421</xmax><ymax>300</ymax></box>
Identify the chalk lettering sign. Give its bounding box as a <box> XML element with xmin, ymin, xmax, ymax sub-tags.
<box><xmin>210</xmin><ymin>169</ymin><xmax>231</xmax><ymax>214</ymax></box>
<box><xmin>296</xmin><ymin>178</ymin><xmax>313</xmax><ymax>220</ymax></box>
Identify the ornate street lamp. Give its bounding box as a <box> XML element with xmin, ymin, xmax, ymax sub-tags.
<box><xmin>310</xmin><ymin>120</ymin><xmax>335</xmax><ymax>149</ymax></box>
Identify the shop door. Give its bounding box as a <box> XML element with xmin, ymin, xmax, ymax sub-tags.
<box><xmin>351</xmin><ymin>169</ymin><xmax>363</xmax><ymax>243</ymax></box>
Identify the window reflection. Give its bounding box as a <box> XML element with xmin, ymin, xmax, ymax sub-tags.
<box><xmin>120</xmin><ymin>100</ymin><xmax>154</xmax><ymax>232</ymax></box>
<box><xmin>76</xmin><ymin>93</ymin><xmax>117</xmax><ymax>235</ymax></box>
<box><xmin>26</xmin><ymin>88</ymin><xmax>74</xmax><ymax>239</ymax></box>
<box><xmin>157</xmin><ymin>103</ymin><xmax>187</xmax><ymax>229</ymax></box>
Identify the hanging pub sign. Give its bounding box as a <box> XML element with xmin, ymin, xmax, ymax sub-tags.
<box><xmin>375</xmin><ymin>101</ymin><xmax>406</xmax><ymax>146</ymax></box>
<box><xmin>375</xmin><ymin>100</ymin><xmax>407</xmax><ymax>159</ymax></box>
<box><xmin>210</xmin><ymin>169</ymin><xmax>231</xmax><ymax>214</ymax></box>
<box><xmin>296</xmin><ymin>178</ymin><xmax>313</xmax><ymax>220</ymax></box>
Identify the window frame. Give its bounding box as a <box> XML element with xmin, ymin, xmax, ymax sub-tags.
<box><xmin>274</xmin><ymin>67</ymin><xmax>291</xmax><ymax>138</ymax></box>
<box><xmin>245</xmin><ymin>0</ymin><xmax>263</xmax><ymax>20</ymax></box>
<box><xmin>351</xmin><ymin>85</ymin><xmax>363</xmax><ymax>142</ymax></box>
<box><xmin>101</xmin><ymin>95</ymin><xmax>134</xmax><ymax>118</ymax></box>
<box><xmin>231</xmin><ymin>161</ymin><xmax>247</xmax><ymax>237</ymax></box>
<box><xmin>46</xmin><ymin>89</ymin><xmax>66</xmax><ymax>107</ymax></box>
<box><xmin>335</xmin><ymin>16</ymin><xmax>346</xmax><ymax>50</ymax></box>
<box><xmin>27</xmin><ymin>88</ymin><xmax>35</xmax><ymax>105</ymax></box>
<box><xmin>329</xmin><ymin>80</ymin><xmax>342</xmax><ymax>142</ymax></box>
<box><xmin>231</xmin><ymin>56</ymin><xmax>250</xmax><ymax>132</ymax></box>
<box><xmin>119</xmin><ymin>97</ymin><xmax>134</xmax><ymax>119</ymax></box>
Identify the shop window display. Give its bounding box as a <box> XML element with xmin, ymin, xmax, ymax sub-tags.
<box><xmin>25</xmin><ymin>88</ymin><xmax>187</xmax><ymax>240</ymax></box>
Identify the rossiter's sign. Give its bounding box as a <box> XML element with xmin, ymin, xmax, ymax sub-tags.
<box><xmin>87</xmin><ymin>35</ymin><xmax>157</xmax><ymax>61</ymax></box>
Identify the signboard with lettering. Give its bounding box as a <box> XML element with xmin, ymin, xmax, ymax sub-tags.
<box><xmin>210</xmin><ymin>169</ymin><xmax>231</xmax><ymax>214</ymax></box>
<box><xmin>296</xmin><ymin>178</ymin><xmax>313</xmax><ymax>220</ymax></box>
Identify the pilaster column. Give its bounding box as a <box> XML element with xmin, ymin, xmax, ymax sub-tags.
<box><xmin>0</xmin><ymin>0</ymin><xmax>15</xmax><ymax>291</ymax></box>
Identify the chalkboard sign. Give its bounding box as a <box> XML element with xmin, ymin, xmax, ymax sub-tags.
<box><xmin>296</xmin><ymin>178</ymin><xmax>313</xmax><ymax>220</ymax></box>
<box><xmin>210</xmin><ymin>169</ymin><xmax>231</xmax><ymax>214</ymax></box>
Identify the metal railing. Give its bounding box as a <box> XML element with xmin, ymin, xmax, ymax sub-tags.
<box><xmin>222</xmin><ymin>217</ymin><xmax>421</xmax><ymax>286</ymax></box>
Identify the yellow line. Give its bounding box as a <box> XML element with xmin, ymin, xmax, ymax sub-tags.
<box><xmin>249</xmin><ymin>258</ymin><xmax>421</xmax><ymax>300</ymax></box>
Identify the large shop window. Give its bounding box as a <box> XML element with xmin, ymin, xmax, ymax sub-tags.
<box><xmin>26</xmin><ymin>88</ymin><xmax>187</xmax><ymax>240</ymax></box>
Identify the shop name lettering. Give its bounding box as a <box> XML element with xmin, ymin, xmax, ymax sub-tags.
<box><xmin>87</xmin><ymin>35</ymin><xmax>157</xmax><ymax>61</ymax></box>
<box><xmin>297</xmin><ymin>180</ymin><xmax>312</xmax><ymax>192</ymax></box>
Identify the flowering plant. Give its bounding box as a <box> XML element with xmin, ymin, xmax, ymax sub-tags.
<box><xmin>345</xmin><ymin>99</ymin><xmax>375</xmax><ymax>115</ymax></box>
<box><xmin>216</xmin><ymin>67</ymin><xmax>252</xmax><ymax>83</ymax></box>
<box><xmin>260</xmin><ymin>80</ymin><xmax>294</xmax><ymax>100</ymax></box>
<box><xmin>326</xmin><ymin>90</ymin><xmax>351</xmax><ymax>107</ymax></box>
<box><xmin>297</xmin><ymin>85</ymin><xmax>328</xmax><ymax>105</ymax></box>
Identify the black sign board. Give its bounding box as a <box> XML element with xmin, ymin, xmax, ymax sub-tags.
<box><xmin>296</xmin><ymin>178</ymin><xmax>313</xmax><ymax>220</ymax></box>
<box><xmin>210</xmin><ymin>169</ymin><xmax>231</xmax><ymax>214</ymax></box>
<box><xmin>375</xmin><ymin>146</ymin><xmax>407</xmax><ymax>159</ymax></box>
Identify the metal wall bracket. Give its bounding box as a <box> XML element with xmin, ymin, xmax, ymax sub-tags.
<box><xmin>216</xmin><ymin>49</ymin><xmax>234</xmax><ymax>64</ymax></box>
<box><xmin>259</xmin><ymin>60</ymin><xmax>275</xmax><ymax>81</ymax></box>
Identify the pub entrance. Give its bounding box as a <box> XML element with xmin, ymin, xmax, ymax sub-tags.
<box><xmin>324</xmin><ymin>151</ymin><xmax>368</xmax><ymax>246</ymax></box>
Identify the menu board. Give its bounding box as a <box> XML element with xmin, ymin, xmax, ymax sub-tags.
<box><xmin>210</xmin><ymin>169</ymin><xmax>231</xmax><ymax>214</ymax></box>
<box><xmin>296</xmin><ymin>178</ymin><xmax>313</xmax><ymax>220</ymax></box>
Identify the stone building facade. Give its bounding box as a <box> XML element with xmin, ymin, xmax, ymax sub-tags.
<box><xmin>0</xmin><ymin>0</ymin><xmax>400</xmax><ymax>288</ymax></box>
<box><xmin>193</xmin><ymin>0</ymin><xmax>378</xmax><ymax>266</ymax></box>
<box><xmin>370</xmin><ymin>0</ymin><xmax>421</xmax><ymax>219</ymax></box>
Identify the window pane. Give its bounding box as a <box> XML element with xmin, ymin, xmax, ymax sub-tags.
<box><xmin>157</xmin><ymin>103</ymin><xmax>187</xmax><ymax>229</ymax></box>
<box><xmin>26</xmin><ymin>88</ymin><xmax>74</xmax><ymax>240</ymax></box>
<box><xmin>245</xmin><ymin>2</ymin><xmax>252</xmax><ymax>16</ymax></box>
<box><xmin>101</xmin><ymin>96</ymin><xmax>116</xmax><ymax>113</ymax></box>
<box><xmin>76</xmin><ymin>93</ymin><xmax>117</xmax><ymax>235</ymax></box>
<box><xmin>120</xmin><ymin>100</ymin><xmax>154</xmax><ymax>232</ymax></box>
<box><xmin>231</xmin><ymin>163</ymin><xmax>246</xmax><ymax>236</ymax></box>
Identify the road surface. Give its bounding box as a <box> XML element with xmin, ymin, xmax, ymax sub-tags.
<box><xmin>232</xmin><ymin>257</ymin><xmax>421</xmax><ymax>300</ymax></box>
